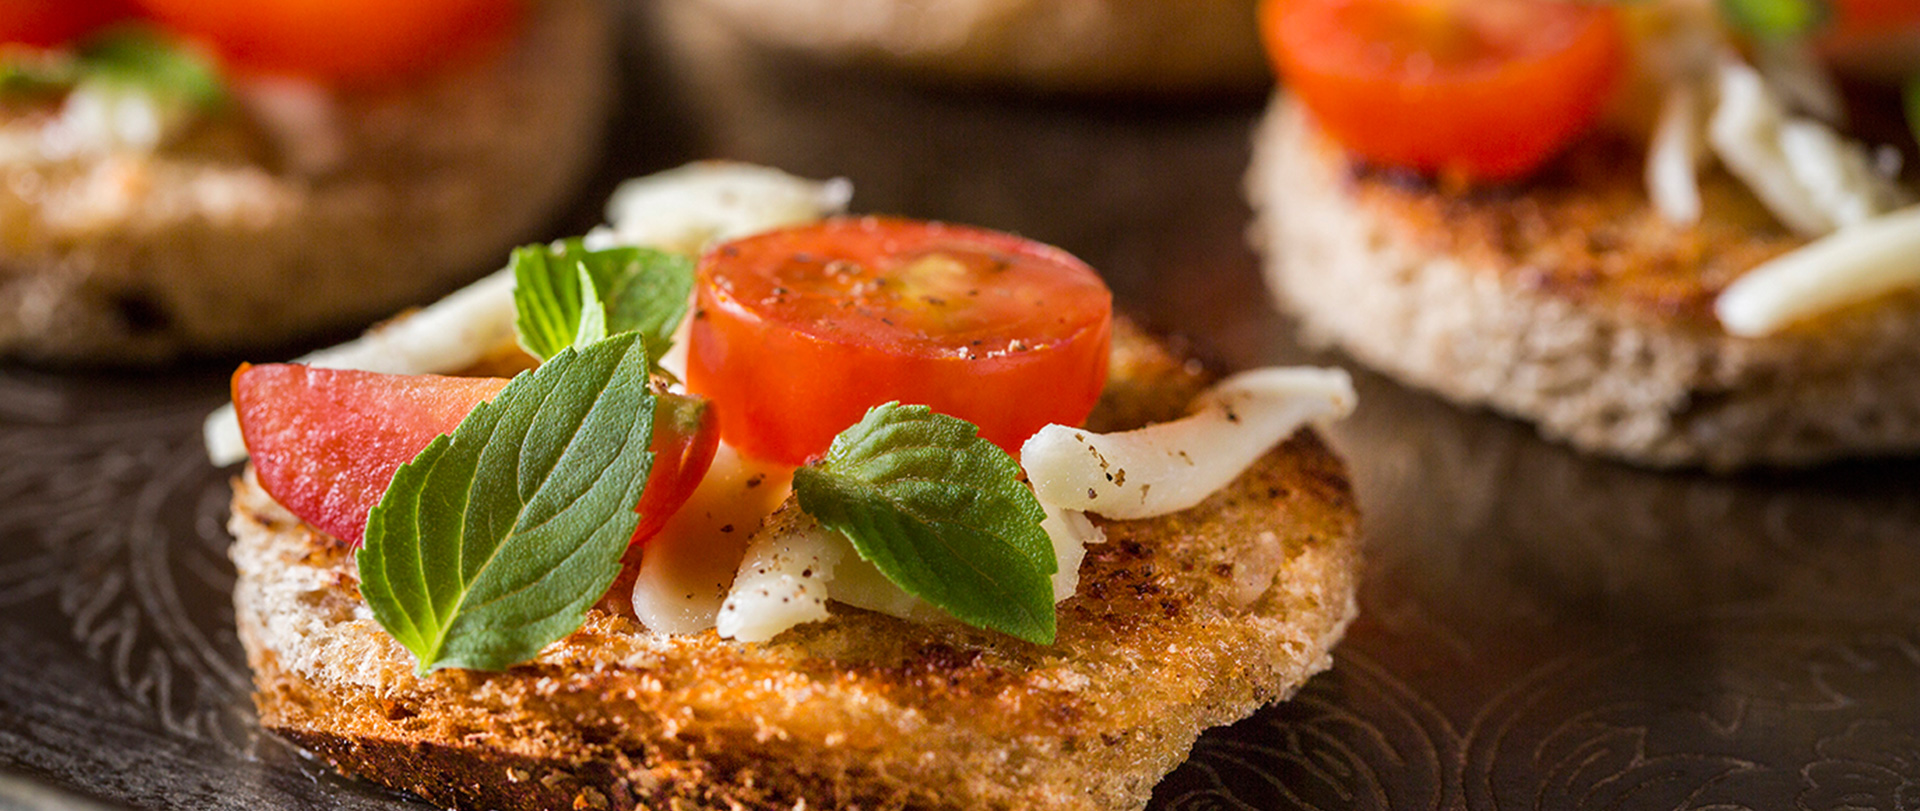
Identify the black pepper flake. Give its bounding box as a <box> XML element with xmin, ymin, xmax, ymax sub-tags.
<box><xmin>720</xmin><ymin>524</ymin><xmax>735</xmax><ymax>533</ymax></box>
<box><xmin>1087</xmin><ymin>487</ymin><xmax>1098</xmax><ymax>499</ymax></box>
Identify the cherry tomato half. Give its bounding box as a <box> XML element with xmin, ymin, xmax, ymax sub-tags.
<box><xmin>129</xmin><ymin>0</ymin><xmax>525</xmax><ymax>85</ymax></box>
<box><xmin>234</xmin><ymin>364</ymin><xmax>717</xmax><ymax>549</ymax></box>
<box><xmin>0</xmin><ymin>0</ymin><xmax>129</xmax><ymax>48</ymax></box>
<box><xmin>687</xmin><ymin>217</ymin><xmax>1114</xmax><ymax>466</ymax></box>
<box><xmin>1261</xmin><ymin>0</ymin><xmax>1626</xmax><ymax>182</ymax></box>
<box><xmin>1819</xmin><ymin>0</ymin><xmax>1920</xmax><ymax>82</ymax></box>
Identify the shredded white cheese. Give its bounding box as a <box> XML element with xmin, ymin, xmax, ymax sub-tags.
<box><xmin>1706</xmin><ymin>59</ymin><xmax>1909</xmax><ymax>238</ymax></box>
<box><xmin>1715</xmin><ymin>205</ymin><xmax>1920</xmax><ymax>337</ymax></box>
<box><xmin>713</xmin><ymin>364</ymin><xmax>1355</xmax><ymax>642</ymax></box>
<box><xmin>1648</xmin><ymin>84</ymin><xmax>1705</xmax><ymax>226</ymax></box>
<box><xmin>1708</xmin><ymin>59</ymin><xmax>1838</xmax><ymax>236</ymax></box>
<box><xmin>1021</xmin><ymin>367</ymin><xmax>1356</xmax><ymax>520</ymax></box>
<box><xmin>1754</xmin><ymin>39</ymin><xmax>1844</xmax><ymax>125</ymax></box>
<box><xmin>202</xmin><ymin>162</ymin><xmax>851</xmax><ymax>465</ymax></box>
<box><xmin>631</xmin><ymin>443</ymin><xmax>795</xmax><ymax>635</ymax></box>
<box><xmin>586</xmin><ymin>162</ymin><xmax>854</xmax><ymax>256</ymax></box>
<box><xmin>712</xmin><ymin>498</ymin><xmax>1099</xmax><ymax>642</ymax></box>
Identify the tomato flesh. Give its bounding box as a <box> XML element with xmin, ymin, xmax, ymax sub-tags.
<box><xmin>233</xmin><ymin>364</ymin><xmax>716</xmax><ymax>549</ymax></box>
<box><xmin>0</xmin><ymin>0</ymin><xmax>129</xmax><ymax>48</ymax></box>
<box><xmin>129</xmin><ymin>0</ymin><xmax>524</xmax><ymax>85</ymax></box>
<box><xmin>1261</xmin><ymin>0</ymin><xmax>1625</xmax><ymax>182</ymax></box>
<box><xmin>687</xmin><ymin>217</ymin><xmax>1113</xmax><ymax>466</ymax></box>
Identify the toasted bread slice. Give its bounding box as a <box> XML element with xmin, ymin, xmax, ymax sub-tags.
<box><xmin>230</xmin><ymin>322</ymin><xmax>1360</xmax><ymax>811</ymax></box>
<box><xmin>665</xmin><ymin>0</ymin><xmax>1268</xmax><ymax>95</ymax></box>
<box><xmin>1248</xmin><ymin>94</ymin><xmax>1920</xmax><ymax>469</ymax></box>
<box><xmin>0</xmin><ymin>0</ymin><xmax>612</xmax><ymax>363</ymax></box>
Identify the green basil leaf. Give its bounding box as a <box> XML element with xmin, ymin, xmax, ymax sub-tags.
<box><xmin>0</xmin><ymin>58</ymin><xmax>80</xmax><ymax>98</ymax></box>
<box><xmin>793</xmin><ymin>403</ymin><xmax>1057</xmax><ymax>644</ymax></box>
<box><xmin>3</xmin><ymin>26</ymin><xmax>224</xmax><ymax>107</ymax></box>
<box><xmin>571</xmin><ymin>263</ymin><xmax>609</xmax><ymax>349</ymax></box>
<box><xmin>75</xmin><ymin>27</ymin><xmax>224</xmax><ymax>108</ymax></box>
<box><xmin>357</xmin><ymin>333</ymin><xmax>656</xmax><ymax>673</ymax></box>
<box><xmin>1719</xmin><ymin>0</ymin><xmax>1831</xmax><ymax>40</ymax></box>
<box><xmin>511</xmin><ymin>239</ymin><xmax>695</xmax><ymax>365</ymax></box>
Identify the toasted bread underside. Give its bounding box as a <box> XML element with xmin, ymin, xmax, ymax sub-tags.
<box><xmin>0</xmin><ymin>0</ymin><xmax>612</xmax><ymax>363</ymax></box>
<box><xmin>1249</xmin><ymin>94</ymin><xmax>1920</xmax><ymax>470</ymax></box>
<box><xmin>230</xmin><ymin>322</ymin><xmax>1362</xmax><ymax>811</ymax></box>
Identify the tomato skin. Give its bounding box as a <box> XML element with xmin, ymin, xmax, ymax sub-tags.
<box><xmin>687</xmin><ymin>217</ymin><xmax>1113</xmax><ymax>466</ymax></box>
<box><xmin>1261</xmin><ymin>0</ymin><xmax>1626</xmax><ymax>182</ymax></box>
<box><xmin>128</xmin><ymin>0</ymin><xmax>524</xmax><ymax>85</ymax></box>
<box><xmin>234</xmin><ymin>364</ymin><xmax>717</xmax><ymax>549</ymax></box>
<box><xmin>629</xmin><ymin>394</ymin><xmax>720</xmax><ymax>546</ymax></box>
<box><xmin>0</xmin><ymin>0</ymin><xmax>130</xmax><ymax>48</ymax></box>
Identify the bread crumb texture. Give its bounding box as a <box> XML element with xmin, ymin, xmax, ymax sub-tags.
<box><xmin>231</xmin><ymin>324</ymin><xmax>1360</xmax><ymax>811</ymax></box>
<box><xmin>1249</xmin><ymin>94</ymin><xmax>1920</xmax><ymax>469</ymax></box>
<box><xmin>0</xmin><ymin>0</ymin><xmax>612</xmax><ymax>363</ymax></box>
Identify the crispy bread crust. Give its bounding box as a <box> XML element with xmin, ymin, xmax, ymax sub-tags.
<box><xmin>1249</xmin><ymin>94</ymin><xmax>1920</xmax><ymax>469</ymax></box>
<box><xmin>230</xmin><ymin>324</ymin><xmax>1360</xmax><ymax>811</ymax></box>
<box><xmin>673</xmin><ymin>0</ymin><xmax>1268</xmax><ymax>95</ymax></box>
<box><xmin>0</xmin><ymin>0</ymin><xmax>612</xmax><ymax>363</ymax></box>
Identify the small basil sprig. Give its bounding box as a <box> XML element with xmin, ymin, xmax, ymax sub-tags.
<box><xmin>794</xmin><ymin>403</ymin><xmax>1058</xmax><ymax>644</ymax></box>
<box><xmin>1718</xmin><ymin>0</ymin><xmax>1831</xmax><ymax>40</ymax></box>
<box><xmin>2</xmin><ymin>27</ymin><xmax>223</xmax><ymax>109</ymax></box>
<box><xmin>510</xmin><ymin>239</ymin><xmax>694</xmax><ymax>366</ymax></box>
<box><xmin>357</xmin><ymin>334</ymin><xmax>657</xmax><ymax>674</ymax></box>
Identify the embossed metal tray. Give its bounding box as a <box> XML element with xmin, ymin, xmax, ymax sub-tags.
<box><xmin>4</xmin><ymin>4</ymin><xmax>1918</xmax><ymax>809</ymax></box>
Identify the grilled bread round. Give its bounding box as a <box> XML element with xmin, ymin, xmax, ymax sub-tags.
<box><xmin>1248</xmin><ymin>94</ymin><xmax>1920</xmax><ymax>470</ymax></box>
<box><xmin>230</xmin><ymin>321</ymin><xmax>1361</xmax><ymax>811</ymax></box>
<box><xmin>0</xmin><ymin>0</ymin><xmax>613</xmax><ymax>364</ymax></box>
<box><xmin>670</xmin><ymin>0</ymin><xmax>1269</xmax><ymax>95</ymax></box>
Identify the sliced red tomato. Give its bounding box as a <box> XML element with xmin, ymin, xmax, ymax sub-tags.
<box><xmin>1829</xmin><ymin>0</ymin><xmax>1920</xmax><ymax>33</ymax></box>
<box><xmin>233</xmin><ymin>364</ymin><xmax>718</xmax><ymax>549</ymax></box>
<box><xmin>128</xmin><ymin>0</ymin><xmax>524</xmax><ymax>85</ymax></box>
<box><xmin>686</xmin><ymin>216</ymin><xmax>1113</xmax><ymax>466</ymax></box>
<box><xmin>1819</xmin><ymin>0</ymin><xmax>1920</xmax><ymax>82</ymax></box>
<box><xmin>1261</xmin><ymin>0</ymin><xmax>1626</xmax><ymax>182</ymax></box>
<box><xmin>0</xmin><ymin>0</ymin><xmax>129</xmax><ymax>48</ymax></box>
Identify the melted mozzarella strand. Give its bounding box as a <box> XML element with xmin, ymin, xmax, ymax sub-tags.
<box><xmin>203</xmin><ymin>163</ymin><xmax>851</xmax><ymax>465</ymax></box>
<box><xmin>1715</xmin><ymin>205</ymin><xmax>1920</xmax><ymax>337</ymax></box>
<box><xmin>1021</xmin><ymin>367</ymin><xmax>1355</xmax><ymax>520</ymax></box>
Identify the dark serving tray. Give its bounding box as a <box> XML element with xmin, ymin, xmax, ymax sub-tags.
<box><xmin>4</xmin><ymin>3</ymin><xmax>1918</xmax><ymax>809</ymax></box>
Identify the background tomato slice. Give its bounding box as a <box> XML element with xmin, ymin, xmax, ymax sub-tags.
<box><xmin>128</xmin><ymin>0</ymin><xmax>524</xmax><ymax>84</ymax></box>
<box><xmin>1261</xmin><ymin>0</ymin><xmax>1625</xmax><ymax>182</ymax></box>
<box><xmin>0</xmin><ymin>0</ymin><xmax>129</xmax><ymax>48</ymax></box>
<box><xmin>234</xmin><ymin>364</ymin><xmax>715</xmax><ymax>549</ymax></box>
<box><xmin>687</xmin><ymin>217</ymin><xmax>1113</xmax><ymax>466</ymax></box>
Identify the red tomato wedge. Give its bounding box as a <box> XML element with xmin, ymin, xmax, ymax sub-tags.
<box><xmin>1261</xmin><ymin>0</ymin><xmax>1626</xmax><ymax>182</ymax></box>
<box><xmin>687</xmin><ymin>217</ymin><xmax>1113</xmax><ymax>466</ymax></box>
<box><xmin>0</xmin><ymin>0</ymin><xmax>129</xmax><ymax>48</ymax></box>
<box><xmin>233</xmin><ymin>364</ymin><xmax>718</xmax><ymax>549</ymax></box>
<box><xmin>129</xmin><ymin>0</ymin><xmax>524</xmax><ymax>85</ymax></box>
